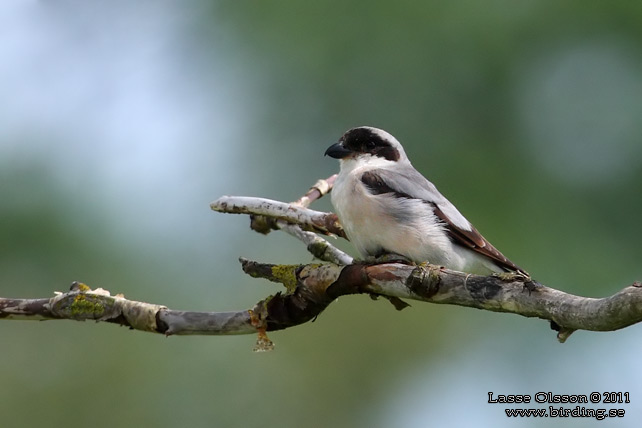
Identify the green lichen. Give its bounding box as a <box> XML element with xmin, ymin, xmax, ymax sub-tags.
<box><xmin>245</xmin><ymin>269</ymin><xmax>262</xmax><ymax>280</ymax></box>
<box><xmin>73</xmin><ymin>282</ymin><xmax>91</xmax><ymax>292</ymax></box>
<box><xmin>307</xmin><ymin>241</ymin><xmax>328</xmax><ymax>259</ymax></box>
<box><xmin>70</xmin><ymin>294</ymin><xmax>105</xmax><ymax>318</ymax></box>
<box><xmin>270</xmin><ymin>265</ymin><xmax>299</xmax><ymax>293</ymax></box>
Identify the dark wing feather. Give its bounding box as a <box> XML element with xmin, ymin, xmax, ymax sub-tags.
<box><xmin>361</xmin><ymin>170</ymin><xmax>411</xmax><ymax>199</ymax></box>
<box><xmin>430</xmin><ymin>203</ymin><xmax>524</xmax><ymax>273</ymax></box>
<box><xmin>361</xmin><ymin>169</ymin><xmax>525</xmax><ymax>273</ymax></box>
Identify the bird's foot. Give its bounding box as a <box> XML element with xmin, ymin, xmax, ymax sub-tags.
<box><xmin>493</xmin><ymin>269</ymin><xmax>533</xmax><ymax>282</ymax></box>
<box><xmin>363</xmin><ymin>252</ymin><xmax>415</xmax><ymax>265</ymax></box>
<box><xmin>492</xmin><ymin>270</ymin><xmax>541</xmax><ymax>294</ymax></box>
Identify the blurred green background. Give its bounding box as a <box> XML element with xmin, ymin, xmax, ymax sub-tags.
<box><xmin>2</xmin><ymin>1</ymin><xmax>641</xmax><ymax>427</ymax></box>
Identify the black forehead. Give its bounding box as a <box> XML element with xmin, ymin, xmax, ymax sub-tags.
<box><xmin>340</xmin><ymin>128</ymin><xmax>391</xmax><ymax>148</ymax></box>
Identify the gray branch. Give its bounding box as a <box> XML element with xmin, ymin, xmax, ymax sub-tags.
<box><xmin>3</xmin><ymin>178</ymin><xmax>641</xmax><ymax>350</ymax></box>
<box><xmin>0</xmin><ymin>282</ymin><xmax>269</xmax><ymax>350</ymax></box>
<box><xmin>3</xmin><ymin>262</ymin><xmax>642</xmax><ymax>349</ymax></box>
<box><xmin>212</xmin><ymin>175</ymin><xmax>352</xmax><ymax>265</ymax></box>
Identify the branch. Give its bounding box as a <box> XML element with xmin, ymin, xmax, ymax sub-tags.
<box><xmin>278</xmin><ymin>222</ymin><xmax>353</xmax><ymax>265</ymax></box>
<box><xmin>211</xmin><ymin>196</ymin><xmax>345</xmax><ymax>238</ymax></box>
<box><xmin>238</xmin><ymin>260</ymin><xmax>642</xmax><ymax>343</ymax></box>
<box><xmin>292</xmin><ymin>174</ymin><xmax>337</xmax><ymax>207</ymax></box>
<box><xmin>211</xmin><ymin>175</ymin><xmax>353</xmax><ymax>266</ymax></box>
<box><xmin>5</xmin><ymin>176</ymin><xmax>641</xmax><ymax>351</ymax></box>
<box><xmin>0</xmin><ymin>281</ymin><xmax>272</xmax><ymax>350</ymax></box>
<box><xmin>5</xmin><ymin>263</ymin><xmax>641</xmax><ymax>350</ymax></box>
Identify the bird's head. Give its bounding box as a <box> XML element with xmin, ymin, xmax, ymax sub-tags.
<box><xmin>325</xmin><ymin>126</ymin><xmax>408</xmax><ymax>166</ymax></box>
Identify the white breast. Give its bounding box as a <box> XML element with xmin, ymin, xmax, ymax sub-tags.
<box><xmin>331</xmin><ymin>158</ymin><xmax>453</xmax><ymax>265</ymax></box>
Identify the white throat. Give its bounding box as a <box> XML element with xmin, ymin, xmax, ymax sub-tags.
<box><xmin>339</xmin><ymin>154</ymin><xmax>400</xmax><ymax>175</ymax></box>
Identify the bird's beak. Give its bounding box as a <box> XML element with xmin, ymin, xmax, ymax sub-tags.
<box><xmin>325</xmin><ymin>142</ymin><xmax>352</xmax><ymax>159</ymax></box>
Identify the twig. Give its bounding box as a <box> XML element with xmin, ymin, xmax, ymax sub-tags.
<box><xmin>278</xmin><ymin>222</ymin><xmax>353</xmax><ymax>265</ymax></box>
<box><xmin>0</xmin><ymin>282</ymin><xmax>255</xmax><ymax>334</ymax></box>
<box><xmin>292</xmin><ymin>174</ymin><xmax>337</xmax><ymax>208</ymax></box>
<box><xmin>211</xmin><ymin>196</ymin><xmax>345</xmax><ymax>238</ymax></box>
<box><xmin>212</xmin><ymin>175</ymin><xmax>351</xmax><ymax>265</ymax></box>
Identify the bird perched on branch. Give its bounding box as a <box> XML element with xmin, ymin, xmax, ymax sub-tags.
<box><xmin>325</xmin><ymin>126</ymin><xmax>526</xmax><ymax>276</ymax></box>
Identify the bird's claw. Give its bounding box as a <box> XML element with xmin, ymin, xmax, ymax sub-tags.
<box><xmin>363</xmin><ymin>253</ymin><xmax>415</xmax><ymax>265</ymax></box>
<box><xmin>492</xmin><ymin>270</ymin><xmax>541</xmax><ymax>294</ymax></box>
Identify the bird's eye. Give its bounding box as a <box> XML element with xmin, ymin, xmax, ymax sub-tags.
<box><xmin>365</xmin><ymin>141</ymin><xmax>376</xmax><ymax>150</ymax></box>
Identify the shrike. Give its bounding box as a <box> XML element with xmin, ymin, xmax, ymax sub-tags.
<box><xmin>325</xmin><ymin>126</ymin><xmax>525</xmax><ymax>275</ymax></box>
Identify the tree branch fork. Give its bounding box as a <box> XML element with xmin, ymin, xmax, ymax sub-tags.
<box><xmin>2</xmin><ymin>175</ymin><xmax>641</xmax><ymax>350</ymax></box>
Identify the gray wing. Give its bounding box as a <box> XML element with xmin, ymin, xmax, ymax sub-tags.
<box><xmin>360</xmin><ymin>167</ymin><xmax>524</xmax><ymax>273</ymax></box>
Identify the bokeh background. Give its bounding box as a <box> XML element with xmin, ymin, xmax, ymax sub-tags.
<box><xmin>2</xmin><ymin>1</ymin><xmax>642</xmax><ymax>427</ymax></box>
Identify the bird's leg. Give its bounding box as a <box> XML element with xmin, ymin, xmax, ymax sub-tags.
<box><xmin>358</xmin><ymin>252</ymin><xmax>415</xmax><ymax>308</ymax></box>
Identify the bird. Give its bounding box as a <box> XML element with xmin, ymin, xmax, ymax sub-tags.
<box><xmin>325</xmin><ymin>126</ymin><xmax>525</xmax><ymax>275</ymax></box>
